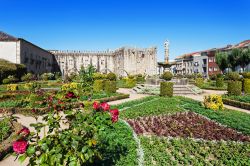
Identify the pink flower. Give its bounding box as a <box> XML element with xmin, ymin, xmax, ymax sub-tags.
<box><xmin>93</xmin><ymin>101</ymin><xmax>100</xmax><ymax>110</ymax></box>
<box><xmin>111</xmin><ymin>115</ymin><xmax>119</xmax><ymax>123</ymax></box>
<box><xmin>100</xmin><ymin>102</ymin><xmax>110</xmax><ymax>111</ymax></box>
<box><xmin>12</xmin><ymin>140</ymin><xmax>28</xmax><ymax>154</ymax></box>
<box><xmin>18</xmin><ymin>128</ymin><xmax>30</xmax><ymax>137</ymax></box>
<box><xmin>31</xmin><ymin>108</ymin><xmax>36</xmax><ymax>113</ymax></box>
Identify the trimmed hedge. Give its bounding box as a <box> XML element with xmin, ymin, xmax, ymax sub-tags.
<box><xmin>93</xmin><ymin>80</ymin><xmax>104</xmax><ymax>92</ymax></box>
<box><xmin>243</xmin><ymin>79</ymin><xmax>250</xmax><ymax>94</ymax></box>
<box><xmin>227</xmin><ymin>81</ymin><xmax>242</xmax><ymax>96</ymax></box>
<box><xmin>222</xmin><ymin>98</ymin><xmax>250</xmax><ymax>110</ymax></box>
<box><xmin>125</xmin><ymin>79</ymin><xmax>136</xmax><ymax>88</ymax></box>
<box><xmin>106</xmin><ymin>73</ymin><xmax>117</xmax><ymax>81</ymax></box>
<box><xmin>195</xmin><ymin>78</ymin><xmax>204</xmax><ymax>88</ymax></box>
<box><xmin>216</xmin><ymin>78</ymin><xmax>224</xmax><ymax>87</ymax></box>
<box><xmin>160</xmin><ymin>82</ymin><xmax>173</xmax><ymax>97</ymax></box>
<box><xmin>161</xmin><ymin>71</ymin><xmax>173</xmax><ymax>81</ymax></box>
<box><xmin>104</xmin><ymin>80</ymin><xmax>117</xmax><ymax>93</ymax></box>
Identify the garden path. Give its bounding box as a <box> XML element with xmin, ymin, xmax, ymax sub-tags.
<box><xmin>181</xmin><ymin>89</ymin><xmax>250</xmax><ymax>114</ymax></box>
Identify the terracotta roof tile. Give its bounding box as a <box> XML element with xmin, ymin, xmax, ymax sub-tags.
<box><xmin>0</xmin><ymin>31</ymin><xmax>18</xmax><ymax>41</ymax></box>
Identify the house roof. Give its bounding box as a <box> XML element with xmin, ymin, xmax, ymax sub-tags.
<box><xmin>0</xmin><ymin>31</ymin><xmax>18</xmax><ymax>41</ymax></box>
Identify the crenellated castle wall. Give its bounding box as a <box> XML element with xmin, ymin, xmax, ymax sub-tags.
<box><xmin>50</xmin><ymin>47</ymin><xmax>157</xmax><ymax>76</ymax></box>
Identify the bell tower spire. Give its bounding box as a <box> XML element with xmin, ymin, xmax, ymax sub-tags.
<box><xmin>164</xmin><ymin>40</ymin><xmax>169</xmax><ymax>64</ymax></box>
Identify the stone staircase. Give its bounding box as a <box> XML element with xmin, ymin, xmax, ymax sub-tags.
<box><xmin>131</xmin><ymin>84</ymin><xmax>202</xmax><ymax>95</ymax></box>
<box><xmin>173</xmin><ymin>85</ymin><xmax>196</xmax><ymax>95</ymax></box>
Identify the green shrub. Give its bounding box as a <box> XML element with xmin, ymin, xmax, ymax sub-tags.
<box><xmin>93</xmin><ymin>72</ymin><xmax>106</xmax><ymax>80</ymax></box>
<box><xmin>209</xmin><ymin>74</ymin><xmax>217</xmax><ymax>80</ymax></box>
<box><xmin>228</xmin><ymin>72</ymin><xmax>240</xmax><ymax>81</ymax></box>
<box><xmin>242</xmin><ymin>72</ymin><xmax>250</xmax><ymax>79</ymax></box>
<box><xmin>126</xmin><ymin>78</ymin><xmax>136</xmax><ymax>88</ymax></box>
<box><xmin>93</xmin><ymin>80</ymin><xmax>104</xmax><ymax>92</ymax></box>
<box><xmin>21</xmin><ymin>73</ymin><xmax>33</xmax><ymax>82</ymax></box>
<box><xmin>2</xmin><ymin>78</ymin><xmax>10</xmax><ymax>84</ymax></box>
<box><xmin>106</xmin><ymin>72</ymin><xmax>117</xmax><ymax>81</ymax></box>
<box><xmin>161</xmin><ymin>71</ymin><xmax>173</xmax><ymax>81</ymax></box>
<box><xmin>104</xmin><ymin>80</ymin><xmax>116</xmax><ymax>93</ymax></box>
<box><xmin>41</xmin><ymin>73</ymin><xmax>54</xmax><ymax>81</ymax></box>
<box><xmin>227</xmin><ymin>81</ymin><xmax>242</xmax><ymax>96</ymax></box>
<box><xmin>135</xmin><ymin>74</ymin><xmax>145</xmax><ymax>83</ymax></box>
<box><xmin>216</xmin><ymin>77</ymin><xmax>224</xmax><ymax>87</ymax></box>
<box><xmin>195</xmin><ymin>78</ymin><xmax>204</xmax><ymax>88</ymax></box>
<box><xmin>196</xmin><ymin>73</ymin><xmax>202</xmax><ymax>78</ymax></box>
<box><xmin>160</xmin><ymin>82</ymin><xmax>173</xmax><ymax>97</ymax></box>
<box><xmin>243</xmin><ymin>78</ymin><xmax>250</xmax><ymax>94</ymax></box>
<box><xmin>128</xmin><ymin>75</ymin><xmax>135</xmax><ymax>79</ymax></box>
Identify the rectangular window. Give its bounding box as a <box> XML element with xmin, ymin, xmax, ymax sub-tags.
<box><xmin>209</xmin><ymin>58</ymin><xmax>213</xmax><ymax>62</ymax></box>
<box><xmin>209</xmin><ymin>67</ymin><xmax>213</xmax><ymax>72</ymax></box>
<box><xmin>214</xmin><ymin>67</ymin><xmax>218</xmax><ymax>71</ymax></box>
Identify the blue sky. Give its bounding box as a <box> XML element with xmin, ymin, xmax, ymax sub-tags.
<box><xmin>1</xmin><ymin>0</ymin><xmax>250</xmax><ymax>61</ymax></box>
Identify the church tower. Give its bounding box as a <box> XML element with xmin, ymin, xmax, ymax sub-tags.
<box><xmin>164</xmin><ymin>40</ymin><xmax>169</xmax><ymax>64</ymax></box>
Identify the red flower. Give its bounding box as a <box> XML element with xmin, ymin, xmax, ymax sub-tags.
<box><xmin>12</xmin><ymin>140</ymin><xmax>28</xmax><ymax>154</ymax></box>
<box><xmin>111</xmin><ymin>115</ymin><xmax>119</xmax><ymax>123</ymax></box>
<box><xmin>100</xmin><ymin>102</ymin><xmax>110</xmax><ymax>111</ymax></box>
<box><xmin>110</xmin><ymin>109</ymin><xmax>119</xmax><ymax>123</ymax></box>
<box><xmin>18</xmin><ymin>128</ymin><xmax>30</xmax><ymax>137</ymax></box>
<box><xmin>93</xmin><ymin>101</ymin><xmax>100</xmax><ymax>110</ymax></box>
<box><xmin>110</xmin><ymin>109</ymin><xmax>119</xmax><ymax>116</ymax></box>
<box><xmin>31</xmin><ymin>108</ymin><xmax>36</xmax><ymax>113</ymax></box>
<box><xmin>65</xmin><ymin>92</ymin><xmax>77</xmax><ymax>99</ymax></box>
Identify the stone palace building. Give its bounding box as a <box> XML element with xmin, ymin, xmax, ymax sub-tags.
<box><xmin>0</xmin><ymin>31</ymin><xmax>157</xmax><ymax>76</ymax></box>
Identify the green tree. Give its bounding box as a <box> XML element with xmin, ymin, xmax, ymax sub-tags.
<box><xmin>215</xmin><ymin>51</ymin><xmax>228</xmax><ymax>73</ymax></box>
<box><xmin>239</xmin><ymin>48</ymin><xmax>250</xmax><ymax>71</ymax></box>
<box><xmin>228</xmin><ymin>48</ymin><xmax>242</xmax><ymax>71</ymax></box>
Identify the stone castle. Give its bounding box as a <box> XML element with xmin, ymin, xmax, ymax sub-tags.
<box><xmin>50</xmin><ymin>47</ymin><xmax>157</xmax><ymax>76</ymax></box>
<box><xmin>0</xmin><ymin>31</ymin><xmax>157</xmax><ymax>76</ymax></box>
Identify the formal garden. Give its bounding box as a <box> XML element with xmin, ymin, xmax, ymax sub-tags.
<box><xmin>0</xmin><ymin>58</ymin><xmax>250</xmax><ymax>165</ymax></box>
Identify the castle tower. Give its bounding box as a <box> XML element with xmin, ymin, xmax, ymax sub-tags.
<box><xmin>164</xmin><ymin>40</ymin><xmax>169</xmax><ymax>64</ymax></box>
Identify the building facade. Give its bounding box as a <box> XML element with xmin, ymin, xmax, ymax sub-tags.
<box><xmin>0</xmin><ymin>31</ymin><xmax>157</xmax><ymax>76</ymax></box>
<box><xmin>0</xmin><ymin>32</ymin><xmax>55</xmax><ymax>74</ymax></box>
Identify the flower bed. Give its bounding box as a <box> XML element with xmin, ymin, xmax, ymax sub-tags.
<box><xmin>140</xmin><ymin>136</ymin><xmax>250</xmax><ymax>165</ymax></box>
<box><xmin>127</xmin><ymin>112</ymin><xmax>250</xmax><ymax>142</ymax></box>
<box><xmin>0</xmin><ymin>121</ymin><xmax>23</xmax><ymax>160</ymax></box>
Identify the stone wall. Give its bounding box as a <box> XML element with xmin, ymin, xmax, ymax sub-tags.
<box><xmin>51</xmin><ymin>47</ymin><xmax>157</xmax><ymax>76</ymax></box>
<box><xmin>0</xmin><ymin>41</ymin><xmax>18</xmax><ymax>63</ymax></box>
<box><xmin>20</xmin><ymin>39</ymin><xmax>54</xmax><ymax>74</ymax></box>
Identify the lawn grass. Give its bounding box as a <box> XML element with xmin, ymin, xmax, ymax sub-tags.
<box><xmin>140</xmin><ymin>136</ymin><xmax>250</xmax><ymax>166</ymax></box>
<box><xmin>119</xmin><ymin>97</ymin><xmax>184</xmax><ymax>119</ymax></box>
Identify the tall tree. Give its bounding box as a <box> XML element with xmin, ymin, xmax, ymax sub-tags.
<box><xmin>215</xmin><ymin>51</ymin><xmax>228</xmax><ymax>73</ymax></box>
<box><xmin>239</xmin><ymin>48</ymin><xmax>250</xmax><ymax>71</ymax></box>
<box><xmin>228</xmin><ymin>48</ymin><xmax>242</xmax><ymax>71</ymax></box>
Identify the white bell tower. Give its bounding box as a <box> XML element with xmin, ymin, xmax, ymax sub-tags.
<box><xmin>164</xmin><ymin>40</ymin><xmax>170</xmax><ymax>64</ymax></box>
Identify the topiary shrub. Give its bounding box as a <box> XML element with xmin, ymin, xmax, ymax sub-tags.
<box><xmin>125</xmin><ymin>78</ymin><xmax>136</xmax><ymax>88</ymax></box>
<box><xmin>93</xmin><ymin>72</ymin><xmax>106</xmax><ymax>80</ymax></box>
<box><xmin>228</xmin><ymin>72</ymin><xmax>240</xmax><ymax>81</ymax></box>
<box><xmin>161</xmin><ymin>71</ymin><xmax>173</xmax><ymax>81</ymax></box>
<box><xmin>227</xmin><ymin>81</ymin><xmax>242</xmax><ymax>96</ymax></box>
<box><xmin>216</xmin><ymin>77</ymin><xmax>224</xmax><ymax>87</ymax></box>
<box><xmin>203</xmin><ymin>94</ymin><xmax>224</xmax><ymax>111</ymax></box>
<box><xmin>243</xmin><ymin>79</ymin><xmax>250</xmax><ymax>94</ymax></box>
<box><xmin>93</xmin><ymin>80</ymin><xmax>104</xmax><ymax>92</ymax></box>
<box><xmin>2</xmin><ymin>78</ymin><xmax>10</xmax><ymax>84</ymax></box>
<box><xmin>104</xmin><ymin>80</ymin><xmax>116</xmax><ymax>93</ymax></box>
<box><xmin>160</xmin><ymin>82</ymin><xmax>173</xmax><ymax>97</ymax></box>
<box><xmin>242</xmin><ymin>72</ymin><xmax>250</xmax><ymax>79</ymax></box>
<box><xmin>106</xmin><ymin>72</ymin><xmax>117</xmax><ymax>81</ymax></box>
<box><xmin>195</xmin><ymin>78</ymin><xmax>204</xmax><ymax>88</ymax></box>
